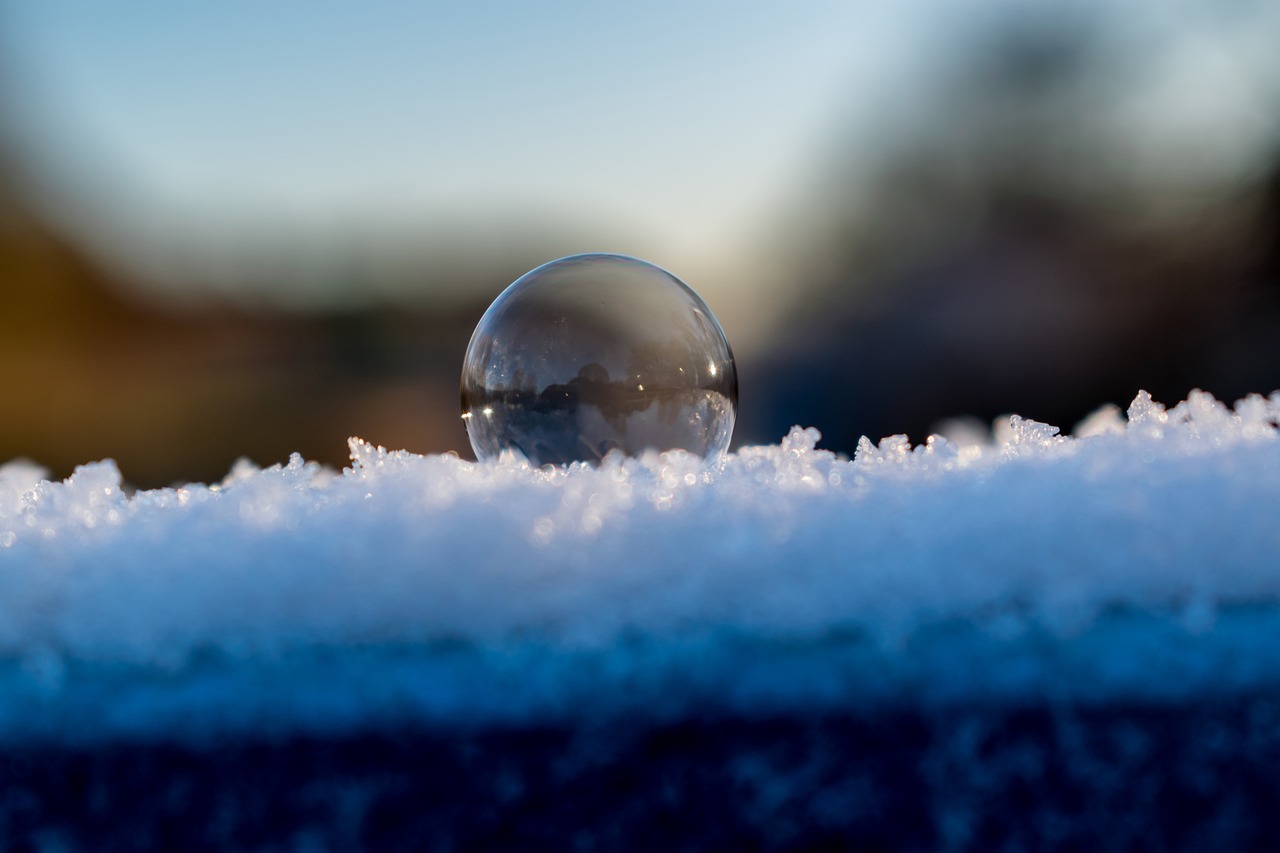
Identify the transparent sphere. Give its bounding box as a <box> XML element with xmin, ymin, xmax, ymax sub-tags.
<box><xmin>461</xmin><ymin>253</ymin><xmax>737</xmax><ymax>465</ymax></box>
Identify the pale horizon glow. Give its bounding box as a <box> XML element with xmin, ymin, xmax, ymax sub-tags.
<box><xmin>0</xmin><ymin>1</ymin><xmax>888</xmax><ymax>302</ymax></box>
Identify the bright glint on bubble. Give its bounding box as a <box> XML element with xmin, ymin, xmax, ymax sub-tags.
<box><xmin>460</xmin><ymin>253</ymin><xmax>737</xmax><ymax>466</ymax></box>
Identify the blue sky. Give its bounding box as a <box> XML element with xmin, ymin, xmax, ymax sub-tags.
<box><xmin>1</xmin><ymin>2</ymin><xmax>894</xmax><ymax>292</ymax></box>
<box><xmin>3</xmin><ymin>0</ymin><xmax>1278</xmax><ymax>328</ymax></box>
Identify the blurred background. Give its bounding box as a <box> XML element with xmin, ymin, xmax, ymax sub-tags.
<box><xmin>2</xmin><ymin>0</ymin><xmax>1279</xmax><ymax>487</ymax></box>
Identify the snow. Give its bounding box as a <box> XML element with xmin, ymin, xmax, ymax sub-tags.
<box><xmin>2</xmin><ymin>389</ymin><xmax>1279</xmax><ymax>743</ymax></box>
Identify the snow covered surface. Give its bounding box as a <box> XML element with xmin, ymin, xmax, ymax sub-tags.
<box><xmin>2</xmin><ymin>390</ymin><xmax>1279</xmax><ymax>743</ymax></box>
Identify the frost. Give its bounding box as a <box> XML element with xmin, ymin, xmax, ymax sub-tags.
<box><xmin>1</xmin><ymin>389</ymin><xmax>1279</xmax><ymax>741</ymax></box>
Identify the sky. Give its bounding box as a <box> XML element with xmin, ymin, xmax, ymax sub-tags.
<box><xmin>2</xmin><ymin>0</ymin><xmax>1278</xmax><ymax>332</ymax></box>
<box><xmin>0</xmin><ymin>1</ymin><xmax>898</xmax><ymax>314</ymax></box>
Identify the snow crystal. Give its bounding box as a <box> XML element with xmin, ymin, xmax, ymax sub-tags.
<box><xmin>1</xmin><ymin>389</ymin><xmax>1279</xmax><ymax>742</ymax></box>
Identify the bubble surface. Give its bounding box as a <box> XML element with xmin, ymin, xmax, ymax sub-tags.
<box><xmin>461</xmin><ymin>253</ymin><xmax>737</xmax><ymax>465</ymax></box>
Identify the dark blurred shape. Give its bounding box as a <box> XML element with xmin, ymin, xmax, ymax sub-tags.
<box><xmin>0</xmin><ymin>162</ymin><xmax>489</xmax><ymax>487</ymax></box>
<box><xmin>5</xmin><ymin>700</ymin><xmax>1280</xmax><ymax>848</ymax></box>
<box><xmin>741</xmin><ymin>9</ymin><xmax>1280</xmax><ymax>449</ymax></box>
<box><xmin>461</xmin><ymin>254</ymin><xmax>736</xmax><ymax>465</ymax></box>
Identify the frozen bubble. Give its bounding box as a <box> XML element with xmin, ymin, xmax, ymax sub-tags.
<box><xmin>461</xmin><ymin>253</ymin><xmax>737</xmax><ymax>465</ymax></box>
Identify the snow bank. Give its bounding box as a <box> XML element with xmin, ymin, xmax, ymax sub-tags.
<box><xmin>2</xmin><ymin>389</ymin><xmax>1279</xmax><ymax>742</ymax></box>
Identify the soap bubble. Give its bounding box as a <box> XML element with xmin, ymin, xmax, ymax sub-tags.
<box><xmin>461</xmin><ymin>253</ymin><xmax>737</xmax><ymax>465</ymax></box>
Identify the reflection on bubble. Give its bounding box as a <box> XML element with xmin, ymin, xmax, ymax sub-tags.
<box><xmin>461</xmin><ymin>254</ymin><xmax>737</xmax><ymax>465</ymax></box>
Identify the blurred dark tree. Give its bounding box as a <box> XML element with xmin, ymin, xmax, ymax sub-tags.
<box><xmin>741</xmin><ymin>9</ymin><xmax>1280</xmax><ymax>449</ymax></box>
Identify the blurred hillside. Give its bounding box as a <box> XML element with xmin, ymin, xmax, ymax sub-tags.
<box><xmin>0</xmin><ymin>168</ymin><xmax>493</xmax><ymax>485</ymax></box>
